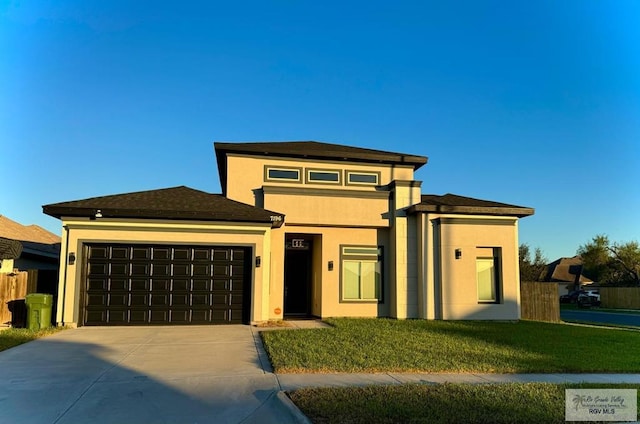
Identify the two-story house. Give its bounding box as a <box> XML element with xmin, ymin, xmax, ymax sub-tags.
<box><xmin>43</xmin><ymin>141</ymin><xmax>533</xmax><ymax>327</ymax></box>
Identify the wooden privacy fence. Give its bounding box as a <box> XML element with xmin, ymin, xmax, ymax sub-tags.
<box><xmin>0</xmin><ymin>271</ymin><xmax>38</xmax><ymax>326</ymax></box>
<box><xmin>599</xmin><ymin>287</ymin><xmax>640</xmax><ymax>309</ymax></box>
<box><xmin>520</xmin><ymin>281</ymin><xmax>560</xmax><ymax>322</ymax></box>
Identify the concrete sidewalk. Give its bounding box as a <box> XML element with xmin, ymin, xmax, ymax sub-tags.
<box><xmin>276</xmin><ymin>372</ymin><xmax>640</xmax><ymax>391</ymax></box>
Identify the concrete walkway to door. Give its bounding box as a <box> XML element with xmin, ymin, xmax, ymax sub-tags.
<box><xmin>0</xmin><ymin>326</ymin><xmax>304</xmax><ymax>424</ymax></box>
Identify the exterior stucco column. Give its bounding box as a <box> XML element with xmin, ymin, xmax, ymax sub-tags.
<box><xmin>389</xmin><ymin>180</ymin><xmax>422</xmax><ymax>319</ymax></box>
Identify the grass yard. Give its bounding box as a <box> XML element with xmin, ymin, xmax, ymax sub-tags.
<box><xmin>261</xmin><ymin>318</ymin><xmax>640</xmax><ymax>373</ymax></box>
<box><xmin>290</xmin><ymin>383</ymin><xmax>640</xmax><ymax>424</ymax></box>
<box><xmin>0</xmin><ymin>327</ymin><xmax>65</xmax><ymax>353</ymax></box>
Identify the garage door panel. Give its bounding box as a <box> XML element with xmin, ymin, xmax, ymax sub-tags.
<box><xmin>110</xmin><ymin>279</ymin><xmax>128</xmax><ymax>291</ymax></box>
<box><xmin>151</xmin><ymin>279</ymin><xmax>170</xmax><ymax>290</ymax></box>
<box><xmin>152</xmin><ymin>264</ymin><xmax>171</xmax><ymax>277</ymax></box>
<box><xmin>150</xmin><ymin>294</ymin><xmax>169</xmax><ymax>306</ymax></box>
<box><xmin>87</xmin><ymin>294</ymin><xmax>107</xmax><ymax>307</ymax></box>
<box><xmin>192</xmin><ymin>279</ymin><xmax>211</xmax><ymax>291</ymax></box>
<box><xmin>191</xmin><ymin>310</ymin><xmax>210</xmax><ymax>323</ymax></box>
<box><xmin>88</xmin><ymin>278</ymin><xmax>107</xmax><ymax>290</ymax></box>
<box><xmin>130</xmin><ymin>294</ymin><xmax>149</xmax><ymax>306</ymax></box>
<box><xmin>130</xmin><ymin>279</ymin><xmax>149</xmax><ymax>291</ymax></box>
<box><xmin>193</xmin><ymin>248</ymin><xmax>211</xmax><ymax>261</ymax></box>
<box><xmin>111</xmin><ymin>247</ymin><xmax>129</xmax><ymax>259</ymax></box>
<box><xmin>192</xmin><ymin>264</ymin><xmax>211</xmax><ymax>277</ymax></box>
<box><xmin>84</xmin><ymin>244</ymin><xmax>251</xmax><ymax>326</ymax></box>
<box><xmin>171</xmin><ymin>294</ymin><xmax>189</xmax><ymax>306</ymax></box>
<box><xmin>110</xmin><ymin>263</ymin><xmax>129</xmax><ymax>276</ymax></box>
<box><xmin>173</xmin><ymin>264</ymin><xmax>191</xmax><ymax>277</ymax></box>
<box><xmin>173</xmin><ymin>248</ymin><xmax>191</xmax><ymax>261</ymax></box>
<box><xmin>107</xmin><ymin>310</ymin><xmax>128</xmax><ymax>324</ymax></box>
<box><xmin>150</xmin><ymin>310</ymin><xmax>169</xmax><ymax>323</ymax></box>
<box><xmin>88</xmin><ymin>263</ymin><xmax>108</xmax><ymax>276</ymax></box>
<box><xmin>132</xmin><ymin>247</ymin><xmax>151</xmax><ymax>260</ymax></box>
<box><xmin>108</xmin><ymin>294</ymin><xmax>128</xmax><ymax>306</ymax></box>
<box><xmin>129</xmin><ymin>310</ymin><xmax>149</xmax><ymax>324</ymax></box>
<box><xmin>191</xmin><ymin>294</ymin><xmax>210</xmax><ymax>307</ymax></box>
<box><xmin>86</xmin><ymin>310</ymin><xmax>107</xmax><ymax>325</ymax></box>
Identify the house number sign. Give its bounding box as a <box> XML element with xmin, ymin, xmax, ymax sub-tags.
<box><xmin>291</xmin><ymin>239</ymin><xmax>305</xmax><ymax>248</ymax></box>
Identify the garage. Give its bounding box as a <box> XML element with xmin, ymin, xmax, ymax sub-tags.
<box><xmin>43</xmin><ymin>186</ymin><xmax>283</xmax><ymax>327</ymax></box>
<box><xmin>84</xmin><ymin>243</ymin><xmax>251</xmax><ymax>326</ymax></box>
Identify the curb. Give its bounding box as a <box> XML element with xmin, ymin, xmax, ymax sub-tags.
<box><xmin>276</xmin><ymin>391</ymin><xmax>312</xmax><ymax>424</ymax></box>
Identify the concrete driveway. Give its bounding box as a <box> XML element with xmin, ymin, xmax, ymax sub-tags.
<box><xmin>0</xmin><ymin>326</ymin><xmax>300</xmax><ymax>424</ymax></box>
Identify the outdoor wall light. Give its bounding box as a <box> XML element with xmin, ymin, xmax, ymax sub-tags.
<box><xmin>455</xmin><ymin>249</ymin><xmax>462</xmax><ymax>260</ymax></box>
<box><xmin>68</xmin><ymin>252</ymin><xmax>76</xmax><ymax>265</ymax></box>
<box><xmin>94</xmin><ymin>209</ymin><xmax>103</xmax><ymax>218</ymax></box>
<box><xmin>255</xmin><ymin>256</ymin><xmax>261</xmax><ymax>268</ymax></box>
<box><xmin>328</xmin><ymin>261</ymin><xmax>334</xmax><ymax>271</ymax></box>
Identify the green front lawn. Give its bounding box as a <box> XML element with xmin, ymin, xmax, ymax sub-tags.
<box><xmin>261</xmin><ymin>318</ymin><xmax>640</xmax><ymax>373</ymax></box>
<box><xmin>0</xmin><ymin>327</ymin><xmax>65</xmax><ymax>353</ymax></box>
<box><xmin>290</xmin><ymin>383</ymin><xmax>640</xmax><ymax>424</ymax></box>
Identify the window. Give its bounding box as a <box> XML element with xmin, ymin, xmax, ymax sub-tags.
<box><xmin>476</xmin><ymin>248</ymin><xmax>501</xmax><ymax>303</ymax></box>
<box><xmin>306</xmin><ymin>169</ymin><xmax>341</xmax><ymax>184</ymax></box>
<box><xmin>265</xmin><ymin>166</ymin><xmax>301</xmax><ymax>182</ymax></box>
<box><xmin>346</xmin><ymin>171</ymin><xmax>380</xmax><ymax>186</ymax></box>
<box><xmin>341</xmin><ymin>246</ymin><xmax>382</xmax><ymax>301</ymax></box>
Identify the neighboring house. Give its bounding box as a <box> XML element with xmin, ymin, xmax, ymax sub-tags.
<box><xmin>43</xmin><ymin>141</ymin><xmax>534</xmax><ymax>327</ymax></box>
<box><xmin>542</xmin><ymin>256</ymin><xmax>593</xmax><ymax>295</ymax></box>
<box><xmin>0</xmin><ymin>215</ymin><xmax>61</xmax><ymax>273</ymax></box>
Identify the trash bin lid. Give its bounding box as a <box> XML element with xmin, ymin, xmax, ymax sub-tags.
<box><xmin>25</xmin><ymin>293</ymin><xmax>53</xmax><ymax>305</ymax></box>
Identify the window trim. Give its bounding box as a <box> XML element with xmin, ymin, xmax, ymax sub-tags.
<box><xmin>264</xmin><ymin>165</ymin><xmax>303</xmax><ymax>183</ymax></box>
<box><xmin>345</xmin><ymin>170</ymin><xmax>381</xmax><ymax>186</ymax></box>
<box><xmin>339</xmin><ymin>245</ymin><xmax>383</xmax><ymax>303</ymax></box>
<box><xmin>476</xmin><ymin>247</ymin><xmax>502</xmax><ymax>304</ymax></box>
<box><xmin>305</xmin><ymin>168</ymin><xmax>342</xmax><ymax>185</ymax></box>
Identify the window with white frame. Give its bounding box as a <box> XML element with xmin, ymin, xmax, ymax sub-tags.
<box><xmin>341</xmin><ymin>246</ymin><xmax>382</xmax><ymax>301</ymax></box>
<box><xmin>476</xmin><ymin>248</ymin><xmax>501</xmax><ymax>303</ymax></box>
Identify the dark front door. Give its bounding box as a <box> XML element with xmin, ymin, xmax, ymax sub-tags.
<box><xmin>84</xmin><ymin>243</ymin><xmax>251</xmax><ymax>326</ymax></box>
<box><xmin>284</xmin><ymin>238</ymin><xmax>312</xmax><ymax>316</ymax></box>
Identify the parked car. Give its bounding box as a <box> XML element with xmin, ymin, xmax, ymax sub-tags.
<box><xmin>577</xmin><ymin>290</ymin><xmax>601</xmax><ymax>307</ymax></box>
<box><xmin>560</xmin><ymin>290</ymin><xmax>582</xmax><ymax>304</ymax></box>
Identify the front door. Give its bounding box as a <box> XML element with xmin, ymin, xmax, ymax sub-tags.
<box><xmin>284</xmin><ymin>237</ymin><xmax>312</xmax><ymax>316</ymax></box>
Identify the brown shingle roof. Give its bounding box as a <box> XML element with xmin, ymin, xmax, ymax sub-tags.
<box><xmin>43</xmin><ymin>186</ymin><xmax>284</xmax><ymax>226</ymax></box>
<box><xmin>214</xmin><ymin>141</ymin><xmax>429</xmax><ymax>194</ymax></box>
<box><xmin>543</xmin><ymin>256</ymin><xmax>592</xmax><ymax>283</ymax></box>
<box><xmin>407</xmin><ymin>193</ymin><xmax>534</xmax><ymax>217</ymax></box>
<box><xmin>0</xmin><ymin>215</ymin><xmax>61</xmax><ymax>244</ymax></box>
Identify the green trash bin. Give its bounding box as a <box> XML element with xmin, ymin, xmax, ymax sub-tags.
<box><xmin>25</xmin><ymin>294</ymin><xmax>53</xmax><ymax>330</ymax></box>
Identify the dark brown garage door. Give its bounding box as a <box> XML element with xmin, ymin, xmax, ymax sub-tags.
<box><xmin>84</xmin><ymin>244</ymin><xmax>251</xmax><ymax>326</ymax></box>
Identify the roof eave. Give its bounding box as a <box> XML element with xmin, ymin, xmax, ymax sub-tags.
<box><xmin>43</xmin><ymin>206</ymin><xmax>284</xmax><ymax>226</ymax></box>
<box><xmin>407</xmin><ymin>204</ymin><xmax>535</xmax><ymax>218</ymax></box>
<box><xmin>214</xmin><ymin>142</ymin><xmax>428</xmax><ymax>170</ymax></box>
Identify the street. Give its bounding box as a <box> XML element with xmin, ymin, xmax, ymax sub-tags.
<box><xmin>561</xmin><ymin>309</ymin><xmax>640</xmax><ymax>328</ymax></box>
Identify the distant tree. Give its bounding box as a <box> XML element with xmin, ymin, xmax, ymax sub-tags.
<box><xmin>577</xmin><ymin>235</ymin><xmax>640</xmax><ymax>286</ymax></box>
<box><xmin>519</xmin><ymin>244</ymin><xmax>547</xmax><ymax>282</ymax></box>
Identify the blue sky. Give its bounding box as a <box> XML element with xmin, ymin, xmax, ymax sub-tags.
<box><xmin>1</xmin><ymin>0</ymin><xmax>638</xmax><ymax>261</ymax></box>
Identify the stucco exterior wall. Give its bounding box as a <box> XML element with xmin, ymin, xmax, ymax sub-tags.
<box><xmin>428</xmin><ymin>216</ymin><xmax>520</xmax><ymax>320</ymax></box>
<box><xmin>263</xmin><ymin>188</ymin><xmax>389</xmax><ymax>227</ymax></box>
<box><xmin>225</xmin><ymin>154</ymin><xmax>415</xmax><ymax>206</ymax></box>
<box><xmin>267</xmin><ymin>225</ymin><xmax>390</xmax><ymax>320</ymax></box>
<box><xmin>56</xmin><ymin>218</ymin><xmax>272</xmax><ymax>327</ymax></box>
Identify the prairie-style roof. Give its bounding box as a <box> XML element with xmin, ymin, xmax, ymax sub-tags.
<box><xmin>43</xmin><ymin>186</ymin><xmax>284</xmax><ymax>226</ymax></box>
<box><xmin>407</xmin><ymin>194</ymin><xmax>534</xmax><ymax>217</ymax></box>
<box><xmin>214</xmin><ymin>141</ymin><xmax>428</xmax><ymax>194</ymax></box>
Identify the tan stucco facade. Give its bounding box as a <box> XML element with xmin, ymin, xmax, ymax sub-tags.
<box><xmin>51</xmin><ymin>142</ymin><xmax>531</xmax><ymax>326</ymax></box>
<box><xmin>55</xmin><ymin>218</ymin><xmax>273</xmax><ymax>327</ymax></box>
